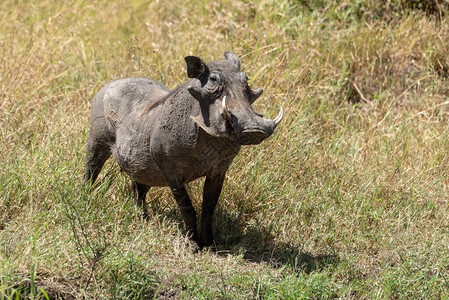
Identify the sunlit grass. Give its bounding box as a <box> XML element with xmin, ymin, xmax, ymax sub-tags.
<box><xmin>2</xmin><ymin>0</ymin><xmax>449</xmax><ymax>298</ymax></box>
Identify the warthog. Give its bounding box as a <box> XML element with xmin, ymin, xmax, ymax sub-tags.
<box><xmin>83</xmin><ymin>52</ymin><xmax>283</xmax><ymax>248</ymax></box>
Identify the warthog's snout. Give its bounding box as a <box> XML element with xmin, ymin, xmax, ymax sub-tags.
<box><xmin>222</xmin><ymin>95</ymin><xmax>284</xmax><ymax>145</ymax></box>
<box><xmin>238</xmin><ymin>128</ymin><xmax>272</xmax><ymax>145</ymax></box>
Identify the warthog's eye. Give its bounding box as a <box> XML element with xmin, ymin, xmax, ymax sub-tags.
<box><xmin>210</xmin><ymin>74</ymin><xmax>219</xmax><ymax>83</ymax></box>
<box><xmin>206</xmin><ymin>73</ymin><xmax>221</xmax><ymax>93</ymax></box>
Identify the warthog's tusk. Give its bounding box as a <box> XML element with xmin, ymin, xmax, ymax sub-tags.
<box><xmin>222</xmin><ymin>95</ymin><xmax>232</xmax><ymax>120</ymax></box>
<box><xmin>273</xmin><ymin>106</ymin><xmax>284</xmax><ymax>126</ymax></box>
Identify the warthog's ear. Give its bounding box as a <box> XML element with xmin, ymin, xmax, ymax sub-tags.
<box><xmin>224</xmin><ymin>51</ymin><xmax>241</xmax><ymax>70</ymax></box>
<box><xmin>185</xmin><ymin>56</ymin><xmax>208</xmax><ymax>78</ymax></box>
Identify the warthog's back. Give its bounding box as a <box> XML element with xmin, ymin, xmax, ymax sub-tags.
<box><xmin>100</xmin><ymin>78</ymin><xmax>171</xmax><ymax>129</ymax></box>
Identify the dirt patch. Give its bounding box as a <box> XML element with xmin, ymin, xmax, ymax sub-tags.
<box><xmin>157</xmin><ymin>288</ymin><xmax>180</xmax><ymax>300</ymax></box>
<box><xmin>8</xmin><ymin>273</ymin><xmax>82</xmax><ymax>300</ymax></box>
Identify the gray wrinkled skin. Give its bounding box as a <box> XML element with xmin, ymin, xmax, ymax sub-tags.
<box><xmin>83</xmin><ymin>52</ymin><xmax>281</xmax><ymax>248</ymax></box>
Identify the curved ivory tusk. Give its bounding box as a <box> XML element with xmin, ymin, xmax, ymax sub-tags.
<box><xmin>222</xmin><ymin>95</ymin><xmax>232</xmax><ymax>120</ymax></box>
<box><xmin>273</xmin><ymin>105</ymin><xmax>284</xmax><ymax>126</ymax></box>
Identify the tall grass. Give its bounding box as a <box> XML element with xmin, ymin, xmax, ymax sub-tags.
<box><xmin>2</xmin><ymin>0</ymin><xmax>449</xmax><ymax>298</ymax></box>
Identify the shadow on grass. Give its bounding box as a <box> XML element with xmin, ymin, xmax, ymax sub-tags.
<box><xmin>132</xmin><ymin>188</ymin><xmax>339</xmax><ymax>274</ymax></box>
<box><xmin>212</xmin><ymin>208</ymin><xmax>340</xmax><ymax>274</ymax></box>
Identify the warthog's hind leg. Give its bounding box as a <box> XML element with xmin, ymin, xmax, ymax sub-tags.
<box><xmin>83</xmin><ymin>142</ymin><xmax>111</xmax><ymax>186</ymax></box>
<box><xmin>133</xmin><ymin>181</ymin><xmax>150</xmax><ymax>219</ymax></box>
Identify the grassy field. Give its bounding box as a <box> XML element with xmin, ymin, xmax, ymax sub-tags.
<box><xmin>2</xmin><ymin>0</ymin><xmax>449</xmax><ymax>298</ymax></box>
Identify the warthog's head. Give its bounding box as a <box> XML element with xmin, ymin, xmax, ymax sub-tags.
<box><xmin>186</xmin><ymin>52</ymin><xmax>283</xmax><ymax>145</ymax></box>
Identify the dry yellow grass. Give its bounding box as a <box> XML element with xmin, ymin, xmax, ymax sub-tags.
<box><xmin>2</xmin><ymin>0</ymin><xmax>449</xmax><ymax>298</ymax></box>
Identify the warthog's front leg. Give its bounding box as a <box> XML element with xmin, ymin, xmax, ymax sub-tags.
<box><xmin>200</xmin><ymin>172</ymin><xmax>226</xmax><ymax>248</ymax></box>
<box><xmin>168</xmin><ymin>183</ymin><xmax>199</xmax><ymax>246</ymax></box>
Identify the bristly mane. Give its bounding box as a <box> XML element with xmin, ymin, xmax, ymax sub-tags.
<box><xmin>140</xmin><ymin>90</ymin><xmax>172</xmax><ymax>117</ymax></box>
<box><xmin>140</xmin><ymin>82</ymin><xmax>190</xmax><ymax>117</ymax></box>
<box><xmin>141</xmin><ymin>97</ymin><xmax>164</xmax><ymax>117</ymax></box>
